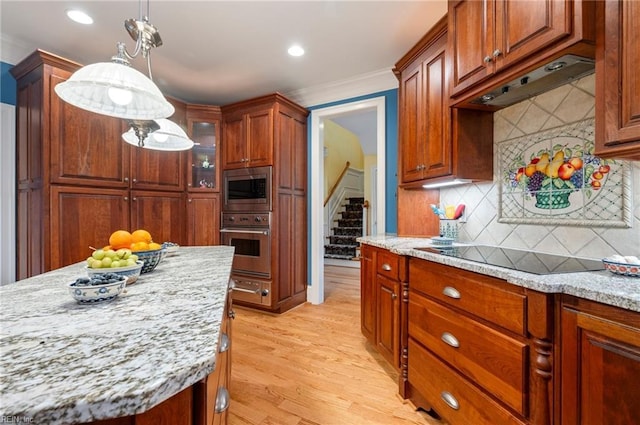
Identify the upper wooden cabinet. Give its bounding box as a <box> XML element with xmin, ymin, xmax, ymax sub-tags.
<box><xmin>448</xmin><ymin>0</ymin><xmax>596</xmax><ymax>104</ymax></box>
<box><xmin>394</xmin><ymin>17</ymin><xmax>493</xmax><ymax>188</ymax></box>
<box><xmin>221</xmin><ymin>101</ymin><xmax>274</xmax><ymax>169</ymax></box>
<box><xmin>187</xmin><ymin>104</ymin><xmax>222</xmax><ymax>191</ymax></box>
<box><xmin>594</xmin><ymin>0</ymin><xmax>640</xmax><ymax>160</ymax></box>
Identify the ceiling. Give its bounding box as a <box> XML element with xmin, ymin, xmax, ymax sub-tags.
<box><xmin>0</xmin><ymin>1</ymin><xmax>446</xmax><ymax>107</ymax></box>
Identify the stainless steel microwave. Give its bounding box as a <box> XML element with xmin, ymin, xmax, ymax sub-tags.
<box><xmin>222</xmin><ymin>166</ymin><xmax>272</xmax><ymax>212</ymax></box>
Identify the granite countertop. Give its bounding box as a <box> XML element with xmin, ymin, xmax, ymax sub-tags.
<box><xmin>0</xmin><ymin>246</ymin><xmax>234</xmax><ymax>424</ymax></box>
<box><xmin>358</xmin><ymin>235</ymin><xmax>640</xmax><ymax>313</ymax></box>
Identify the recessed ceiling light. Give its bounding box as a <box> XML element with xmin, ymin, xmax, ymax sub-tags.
<box><xmin>288</xmin><ymin>45</ymin><xmax>305</xmax><ymax>57</ymax></box>
<box><xmin>66</xmin><ymin>9</ymin><xmax>93</xmax><ymax>25</ymax></box>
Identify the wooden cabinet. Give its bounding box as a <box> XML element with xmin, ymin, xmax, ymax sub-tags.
<box><xmin>407</xmin><ymin>259</ymin><xmax>553</xmax><ymax>425</ymax></box>
<box><xmin>130</xmin><ymin>190</ymin><xmax>185</xmax><ymax>247</ymax></box>
<box><xmin>360</xmin><ymin>245</ymin><xmax>406</xmax><ymax>370</ymax></box>
<box><xmin>449</xmin><ymin>0</ymin><xmax>596</xmax><ymax>102</ymax></box>
<box><xmin>360</xmin><ymin>244</ymin><xmax>375</xmax><ymax>342</ymax></box>
<box><xmin>186</xmin><ymin>193</ymin><xmax>221</xmax><ymax>246</ymax></box>
<box><xmin>187</xmin><ymin>105</ymin><xmax>221</xmax><ymax>191</ymax></box>
<box><xmin>194</xmin><ymin>299</ymin><xmax>232</xmax><ymax>425</ymax></box>
<box><xmin>394</xmin><ymin>17</ymin><xmax>493</xmax><ymax>188</ymax></box>
<box><xmin>559</xmin><ymin>296</ymin><xmax>640</xmax><ymax>425</ymax></box>
<box><xmin>221</xmin><ymin>105</ymin><xmax>273</xmax><ymax>169</ymax></box>
<box><xmin>594</xmin><ymin>0</ymin><xmax>640</xmax><ymax>160</ymax></box>
<box><xmin>222</xmin><ymin>94</ymin><xmax>308</xmax><ymax>314</ymax></box>
<box><xmin>130</xmin><ymin>148</ymin><xmax>185</xmax><ymax>192</ymax></box>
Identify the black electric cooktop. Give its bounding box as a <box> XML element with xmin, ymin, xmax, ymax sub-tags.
<box><xmin>418</xmin><ymin>245</ymin><xmax>604</xmax><ymax>275</ymax></box>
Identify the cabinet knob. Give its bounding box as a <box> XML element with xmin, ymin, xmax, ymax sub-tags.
<box><xmin>391</xmin><ymin>293</ymin><xmax>398</xmax><ymax>300</ymax></box>
<box><xmin>124</xmin><ymin>196</ymin><xmax>128</xmax><ymax>201</ymax></box>
<box><xmin>441</xmin><ymin>332</ymin><xmax>460</xmax><ymax>348</ymax></box>
<box><xmin>188</xmin><ymin>198</ymin><xmax>192</xmax><ymax>203</ymax></box>
<box><xmin>214</xmin><ymin>387</ymin><xmax>230</xmax><ymax>413</ymax></box>
<box><xmin>228</xmin><ymin>309</ymin><xmax>236</xmax><ymax>320</ymax></box>
<box><xmin>441</xmin><ymin>391</ymin><xmax>460</xmax><ymax>410</ymax></box>
<box><xmin>483</xmin><ymin>55</ymin><xmax>493</xmax><ymax>63</ymax></box>
<box><xmin>219</xmin><ymin>333</ymin><xmax>230</xmax><ymax>353</ymax></box>
<box><xmin>187</xmin><ymin>183</ymin><xmax>192</xmax><ymax>187</ymax></box>
<box><xmin>132</xmin><ymin>197</ymin><xmax>137</xmax><ymax>202</ymax></box>
<box><xmin>381</xmin><ymin>263</ymin><xmax>392</xmax><ymax>271</ymax></box>
<box><xmin>132</xmin><ymin>178</ymin><xmax>137</xmax><ymax>183</ymax></box>
<box><xmin>492</xmin><ymin>49</ymin><xmax>502</xmax><ymax>58</ymax></box>
<box><xmin>124</xmin><ymin>177</ymin><xmax>129</xmax><ymax>182</ymax></box>
<box><xmin>442</xmin><ymin>286</ymin><xmax>461</xmax><ymax>299</ymax></box>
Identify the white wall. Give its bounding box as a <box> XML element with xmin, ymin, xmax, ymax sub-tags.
<box><xmin>1</xmin><ymin>102</ymin><xmax>16</xmax><ymax>284</ymax></box>
<box><xmin>441</xmin><ymin>74</ymin><xmax>640</xmax><ymax>258</ymax></box>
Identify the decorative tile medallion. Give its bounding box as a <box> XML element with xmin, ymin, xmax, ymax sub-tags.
<box><xmin>498</xmin><ymin>118</ymin><xmax>632</xmax><ymax>227</ymax></box>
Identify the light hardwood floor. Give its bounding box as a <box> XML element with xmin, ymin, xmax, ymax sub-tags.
<box><xmin>228</xmin><ymin>265</ymin><xmax>442</xmax><ymax>425</ymax></box>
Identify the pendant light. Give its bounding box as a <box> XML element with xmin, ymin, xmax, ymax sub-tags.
<box><xmin>55</xmin><ymin>0</ymin><xmax>196</xmax><ymax>151</ymax></box>
<box><xmin>122</xmin><ymin>119</ymin><xmax>195</xmax><ymax>151</ymax></box>
<box><xmin>54</xmin><ymin>42</ymin><xmax>174</xmax><ymax>120</ymax></box>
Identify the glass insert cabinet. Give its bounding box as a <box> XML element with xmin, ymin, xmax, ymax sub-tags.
<box><xmin>187</xmin><ymin>105</ymin><xmax>221</xmax><ymax>192</ymax></box>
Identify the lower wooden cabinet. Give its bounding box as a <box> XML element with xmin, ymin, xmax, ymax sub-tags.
<box><xmin>360</xmin><ymin>245</ymin><xmax>406</xmax><ymax>370</ymax></box>
<box><xmin>186</xmin><ymin>194</ymin><xmax>220</xmax><ymax>246</ymax></box>
<box><xmin>406</xmin><ymin>259</ymin><xmax>553</xmax><ymax>425</ymax></box>
<box><xmin>559</xmin><ymin>296</ymin><xmax>640</xmax><ymax>425</ymax></box>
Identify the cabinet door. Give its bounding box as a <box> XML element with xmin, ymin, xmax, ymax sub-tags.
<box><xmin>422</xmin><ymin>45</ymin><xmax>452</xmax><ymax>179</ymax></box>
<box><xmin>130</xmin><ymin>190</ymin><xmax>185</xmax><ymax>245</ymax></box>
<box><xmin>50</xmin><ymin>69</ymin><xmax>130</xmax><ymax>188</ymax></box>
<box><xmin>50</xmin><ymin>186</ymin><xmax>130</xmax><ymax>270</ymax></box>
<box><xmin>186</xmin><ymin>194</ymin><xmax>220</xmax><ymax>246</ymax></box>
<box><xmin>130</xmin><ymin>147</ymin><xmax>184</xmax><ymax>191</ymax></box>
<box><xmin>376</xmin><ymin>274</ymin><xmax>400</xmax><ymax>368</ymax></box>
<box><xmin>246</xmin><ymin>108</ymin><xmax>274</xmax><ymax>167</ymax></box>
<box><xmin>399</xmin><ymin>58</ymin><xmax>425</xmax><ymax>183</ymax></box>
<box><xmin>561</xmin><ymin>300</ymin><xmax>640</xmax><ymax>425</ymax></box>
<box><xmin>221</xmin><ymin>114</ymin><xmax>246</xmax><ymax>169</ymax></box>
<box><xmin>360</xmin><ymin>245</ymin><xmax>376</xmax><ymax>343</ymax></box>
<box><xmin>187</xmin><ymin>106</ymin><xmax>221</xmax><ymax>192</ymax></box>
<box><xmin>449</xmin><ymin>0</ymin><xmax>493</xmax><ymax>95</ymax></box>
<box><xmin>595</xmin><ymin>0</ymin><xmax>640</xmax><ymax>160</ymax></box>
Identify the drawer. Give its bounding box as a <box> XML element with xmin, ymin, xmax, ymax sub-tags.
<box><xmin>409</xmin><ymin>260</ymin><xmax>526</xmax><ymax>335</ymax></box>
<box><xmin>409</xmin><ymin>294</ymin><xmax>527</xmax><ymax>415</ymax></box>
<box><xmin>377</xmin><ymin>250</ymin><xmax>401</xmax><ymax>281</ymax></box>
<box><xmin>408</xmin><ymin>339</ymin><xmax>525</xmax><ymax>425</ymax></box>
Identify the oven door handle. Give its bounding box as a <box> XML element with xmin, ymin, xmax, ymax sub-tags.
<box><xmin>220</xmin><ymin>229</ymin><xmax>270</xmax><ymax>235</ymax></box>
<box><xmin>232</xmin><ymin>287</ymin><xmax>261</xmax><ymax>294</ymax></box>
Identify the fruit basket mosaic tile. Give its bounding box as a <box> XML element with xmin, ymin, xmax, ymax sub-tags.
<box><xmin>498</xmin><ymin>118</ymin><xmax>632</xmax><ymax>227</ymax></box>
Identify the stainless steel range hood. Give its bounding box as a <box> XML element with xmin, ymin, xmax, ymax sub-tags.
<box><xmin>471</xmin><ymin>55</ymin><xmax>595</xmax><ymax>107</ymax></box>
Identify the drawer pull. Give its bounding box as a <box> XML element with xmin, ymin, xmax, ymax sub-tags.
<box><xmin>381</xmin><ymin>263</ymin><xmax>392</xmax><ymax>271</ymax></box>
<box><xmin>219</xmin><ymin>333</ymin><xmax>230</xmax><ymax>353</ymax></box>
<box><xmin>214</xmin><ymin>387</ymin><xmax>230</xmax><ymax>413</ymax></box>
<box><xmin>442</xmin><ymin>286</ymin><xmax>461</xmax><ymax>299</ymax></box>
<box><xmin>441</xmin><ymin>332</ymin><xmax>460</xmax><ymax>348</ymax></box>
<box><xmin>441</xmin><ymin>391</ymin><xmax>460</xmax><ymax>410</ymax></box>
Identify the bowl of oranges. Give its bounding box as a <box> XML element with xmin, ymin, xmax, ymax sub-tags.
<box><xmin>104</xmin><ymin>229</ymin><xmax>166</xmax><ymax>274</ymax></box>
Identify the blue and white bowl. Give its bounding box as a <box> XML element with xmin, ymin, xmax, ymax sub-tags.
<box><xmin>135</xmin><ymin>248</ymin><xmax>166</xmax><ymax>274</ymax></box>
<box><xmin>68</xmin><ymin>275</ymin><xmax>127</xmax><ymax>304</ymax></box>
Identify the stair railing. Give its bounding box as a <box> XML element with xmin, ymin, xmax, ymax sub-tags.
<box><xmin>362</xmin><ymin>200</ymin><xmax>370</xmax><ymax>236</ymax></box>
<box><xmin>324</xmin><ymin>161</ymin><xmax>351</xmax><ymax>207</ymax></box>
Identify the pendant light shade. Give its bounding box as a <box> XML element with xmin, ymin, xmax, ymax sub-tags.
<box><xmin>54</xmin><ymin>60</ymin><xmax>174</xmax><ymax>120</ymax></box>
<box><xmin>122</xmin><ymin>119</ymin><xmax>194</xmax><ymax>151</ymax></box>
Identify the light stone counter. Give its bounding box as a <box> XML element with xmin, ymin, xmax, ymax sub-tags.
<box><xmin>0</xmin><ymin>246</ymin><xmax>234</xmax><ymax>424</ymax></box>
<box><xmin>359</xmin><ymin>235</ymin><xmax>640</xmax><ymax>313</ymax></box>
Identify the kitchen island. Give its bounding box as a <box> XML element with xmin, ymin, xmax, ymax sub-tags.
<box><xmin>0</xmin><ymin>246</ymin><xmax>234</xmax><ymax>424</ymax></box>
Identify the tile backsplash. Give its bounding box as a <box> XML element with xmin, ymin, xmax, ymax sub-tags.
<box><xmin>441</xmin><ymin>74</ymin><xmax>640</xmax><ymax>258</ymax></box>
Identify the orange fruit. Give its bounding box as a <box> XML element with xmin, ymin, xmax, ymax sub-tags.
<box><xmin>131</xmin><ymin>229</ymin><xmax>153</xmax><ymax>244</ymax></box>
<box><xmin>148</xmin><ymin>242</ymin><xmax>162</xmax><ymax>250</ymax></box>
<box><xmin>109</xmin><ymin>230</ymin><xmax>133</xmax><ymax>250</ymax></box>
<box><xmin>130</xmin><ymin>241</ymin><xmax>150</xmax><ymax>252</ymax></box>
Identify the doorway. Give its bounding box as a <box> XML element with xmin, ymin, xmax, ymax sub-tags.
<box><xmin>308</xmin><ymin>96</ymin><xmax>386</xmax><ymax>305</ymax></box>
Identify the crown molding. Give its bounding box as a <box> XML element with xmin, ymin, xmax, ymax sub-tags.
<box><xmin>285</xmin><ymin>68</ymin><xmax>399</xmax><ymax>108</ymax></box>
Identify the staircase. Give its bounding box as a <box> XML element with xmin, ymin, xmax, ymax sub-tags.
<box><xmin>324</xmin><ymin>197</ymin><xmax>364</xmax><ymax>260</ymax></box>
